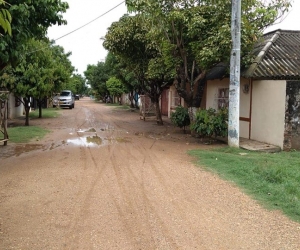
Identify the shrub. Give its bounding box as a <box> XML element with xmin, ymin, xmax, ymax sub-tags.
<box><xmin>191</xmin><ymin>108</ymin><xmax>228</xmax><ymax>137</ymax></box>
<box><xmin>170</xmin><ymin>106</ymin><xmax>190</xmax><ymax>132</ymax></box>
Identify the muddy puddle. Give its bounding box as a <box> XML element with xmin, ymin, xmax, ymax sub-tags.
<box><xmin>67</xmin><ymin>135</ymin><xmax>104</xmax><ymax>147</ymax></box>
<box><xmin>64</xmin><ymin>127</ymin><xmax>132</xmax><ymax>147</ymax></box>
<box><xmin>67</xmin><ymin>135</ymin><xmax>131</xmax><ymax>147</ymax></box>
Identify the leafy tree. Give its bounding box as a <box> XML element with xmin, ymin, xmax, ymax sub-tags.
<box><xmin>69</xmin><ymin>74</ymin><xmax>86</xmax><ymax>95</ymax></box>
<box><xmin>84</xmin><ymin>62</ymin><xmax>109</xmax><ymax>100</ymax></box>
<box><xmin>106</xmin><ymin>77</ymin><xmax>124</xmax><ymax>104</ymax></box>
<box><xmin>126</xmin><ymin>0</ymin><xmax>291</xmax><ymax>121</ymax></box>
<box><xmin>104</xmin><ymin>14</ymin><xmax>173</xmax><ymax>124</ymax></box>
<box><xmin>105</xmin><ymin>52</ymin><xmax>140</xmax><ymax>108</ymax></box>
<box><xmin>49</xmin><ymin>42</ymin><xmax>74</xmax><ymax>93</ymax></box>
<box><xmin>0</xmin><ymin>0</ymin><xmax>12</xmax><ymax>36</ymax></box>
<box><xmin>170</xmin><ymin>106</ymin><xmax>190</xmax><ymax>133</ymax></box>
<box><xmin>1</xmin><ymin>39</ymin><xmax>73</xmax><ymax>125</ymax></box>
<box><xmin>0</xmin><ymin>0</ymin><xmax>68</xmax><ymax>71</ymax></box>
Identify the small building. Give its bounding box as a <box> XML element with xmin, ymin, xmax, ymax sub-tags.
<box><xmin>206</xmin><ymin>29</ymin><xmax>300</xmax><ymax>150</ymax></box>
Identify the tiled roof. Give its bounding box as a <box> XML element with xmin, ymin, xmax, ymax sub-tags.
<box><xmin>243</xmin><ymin>29</ymin><xmax>300</xmax><ymax>80</ymax></box>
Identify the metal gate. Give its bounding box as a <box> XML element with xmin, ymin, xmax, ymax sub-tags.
<box><xmin>139</xmin><ymin>95</ymin><xmax>156</xmax><ymax>121</ymax></box>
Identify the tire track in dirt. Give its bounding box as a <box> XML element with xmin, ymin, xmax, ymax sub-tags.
<box><xmin>61</xmin><ymin>105</ymin><xmax>119</xmax><ymax>249</ymax></box>
<box><xmin>97</xmin><ymin>139</ymin><xmax>181</xmax><ymax>249</ymax></box>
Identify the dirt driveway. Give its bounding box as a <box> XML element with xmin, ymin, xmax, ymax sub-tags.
<box><xmin>0</xmin><ymin>98</ymin><xmax>299</xmax><ymax>250</ymax></box>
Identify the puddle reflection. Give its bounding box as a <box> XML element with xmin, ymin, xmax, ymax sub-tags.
<box><xmin>66</xmin><ymin>136</ymin><xmax>131</xmax><ymax>147</ymax></box>
<box><xmin>67</xmin><ymin>135</ymin><xmax>103</xmax><ymax>147</ymax></box>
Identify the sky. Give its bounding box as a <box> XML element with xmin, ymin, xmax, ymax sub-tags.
<box><xmin>47</xmin><ymin>0</ymin><xmax>300</xmax><ymax>76</ymax></box>
<box><xmin>47</xmin><ymin>0</ymin><xmax>127</xmax><ymax>76</ymax></box>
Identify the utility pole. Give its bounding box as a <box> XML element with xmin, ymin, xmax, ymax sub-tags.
<box><xmin>228</xmin><ymin>0</ymin><xmax>241</xmax><ymax>147</ymax></box>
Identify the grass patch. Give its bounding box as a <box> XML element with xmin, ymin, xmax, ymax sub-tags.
<box><xmin>115</xmin><ymin>105</ymin><xmax>131</xmax><ymax>110</ymax></box>
<box><xmin>29</xmin><ymin>108</ymin><xmax>61</xmax><ymax>119</ymax></box>
<box><xmin>105</xmin><ymin>103</ymin><xmax>131</xmax><ymax>110</ymax></box>
<box><xmin>8</xmin><ymin>126</ymin><xmax>50</xmax><ymax>143</ymax></box>
<box><xmin>189</xmin><ymin>147</ymin><xmax>300</xmax><ymax>222</ymax></box>
<box><xmin>105</xmin><ymin>103</ymin><xmax>122</xmax><ymax>107</ymax></box>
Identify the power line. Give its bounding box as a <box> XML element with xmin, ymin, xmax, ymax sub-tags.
<box><xmin>54</xmin><ymin>1</ymin><xmax>125</xmax><ymax>41</ymax></box>
<box><xmin>25</xmin><ymin>1</ymin><xmax>125</xmax><ymax>55</ymax></box>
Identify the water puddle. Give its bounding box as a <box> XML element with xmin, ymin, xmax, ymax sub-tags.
<box><xmin>66</xmin><ymin>135</ymin><xmax>131</xmax><ymax>147</ymax></box>
<box><xmin>77</xmin><ymin>128</ymin><xmax>96</xmax><ymax>133</ymax></box>
<box><xmin>67</xmin><ymin>135</ymin><xmax>103</xmax><ymax>147</ymax></box>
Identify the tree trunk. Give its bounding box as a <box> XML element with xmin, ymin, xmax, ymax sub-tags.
<box><xmin>129</xmin><ymin>91</ymin><xmax>135</xmax><ymax>108</ymax></box>
<box><xmin>188</xmin><ymin>106</ymin><xmax>198</xmax><ymax>136</ymax></box>
<box><xmin>188</xmin><ymin>106</ymin><xmax>197</xmax><ymax>124</ymax></box>
<box><xmin>38</xmin><ymin>99</ymin><xmax>42</xmax><ymax>118</ymax></box>
<box><xmin>155</xmin><ymin>98</ymin><xmax>163</xmax><ymax>125</ymax></box>
<box><xmin>24</xmin><ymin>98</ymin><xmax>31</xmax><ymax>126</ymax></box>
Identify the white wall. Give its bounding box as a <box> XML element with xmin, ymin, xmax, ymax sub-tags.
<box><xmin>206</xmin><ymin>78</ymin><xmax>251</xmax><ymax>138</ymax></box>
<box><xmin>251</xmin><ymin>80</ymin><xmax>286</xmax><ymax>148</ymax></box>
<box><xmin>8</xmin><ymin>94</ymin><xmax>24</xmax><ymax>119</ymax></box>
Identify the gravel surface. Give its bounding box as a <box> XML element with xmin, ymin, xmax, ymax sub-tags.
<box><xmin>0</xmin><ymin>98</ymin><xmax>299</xmax><ymax>249</ymax></box>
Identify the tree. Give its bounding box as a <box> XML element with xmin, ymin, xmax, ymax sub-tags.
<box><xmin>105</xmin><ymin>52</ymin><xmax>140</xmax><ymax>108</ymax></box>
<box><xmin>49</xmin><ymin>41</ymin><xmax>74</xmax><ymax>93</ymax></box>
<box><xmin>106</xmin><ymin>77</ymin><xmax>124</xmax><ymax>104</ymax></box>
<box><xmin>84</xmin><ymin>62</ymin><xmax>109</xmax><ymax>100</ymax></box>
<box><xmin>0</xmin><ymin>0</ymin><xmax>68</xmax><ymax>71</ymax></box>
<box><xmin>69</xmin><ymin>74</ymin><xmax>86</xmax><ymax>95</ymax></box>
<box><xmin>0</xmin><ymin>0</ymin><xmax>12</xmax><ymax>36</ymax></box>
<box><xmin>104</xmin><ymin>15</ymin><xmax>173</xmax><ymax>124</ymax></box>
<box><xmin>125</xmin><ymin>0</ymin><xmax>291</xmax><ymax>121</ymax></box>
<box><xmin>1</xmin><ymin>39</ymin><xmax>73</xmax><ymax>125</ymax></box>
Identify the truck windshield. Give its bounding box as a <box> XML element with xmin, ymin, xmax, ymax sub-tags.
<box><xmin>60</xmin><ymin>91</ymin><xmax>70</xmax><ymax>96</ymax></box>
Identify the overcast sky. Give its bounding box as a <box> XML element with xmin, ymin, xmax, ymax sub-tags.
<box><xmin>47</xmin><ymin>0</ymin><xmax>300</xmax><ymax>76</ymax></box>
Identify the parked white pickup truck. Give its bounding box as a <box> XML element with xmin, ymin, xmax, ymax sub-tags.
<box><xmin>53</xmin><ymin>90</ymin><xmax>75</xmax><ymax>109</ymax></box>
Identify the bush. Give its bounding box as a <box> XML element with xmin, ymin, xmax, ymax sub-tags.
<box><xmin>191</xmin><ymin>108</ymin><xmax>228</xmax><ymax>137</ymax></box>
<box><xmin>170</xmin><ymin>106</ymin><xmax>190</xmax><ymax>131</ymax></box>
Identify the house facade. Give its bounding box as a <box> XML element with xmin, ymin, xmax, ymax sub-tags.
<box><xmin>7</xmin><ymin>93</ymin><xmax>24</xmax><ymax>119</ymax></box>
<box><xmin>132</xmin><ymin>29</ymin><xmax>299</xmax><ymax>150</ymax></box>
<box><xmin>206</xmin><ymin>29</ymin><xmax>300</xmax><ymax>150</ymax></box>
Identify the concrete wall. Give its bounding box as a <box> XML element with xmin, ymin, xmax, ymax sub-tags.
<box><xmin>251</xmin><ymin>80</ymin><xmax>286</xmax><ymax>148</ymax></box>
<box><xmin>8</xmin><ymin>94</ymin><xmax>24</xmax><ymax>119</ymax></box>
<box><xmin>206</xmin><ymin>78</ymin><xmax>251</xmax><ymax>139</ymax></box>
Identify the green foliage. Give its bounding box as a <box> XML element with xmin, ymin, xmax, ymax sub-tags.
<box><xmin>0</xmin><ymin>1</ymin><xmax>12</xmax><ymax>36</ymax></box>
<box><xmin>29</xmin><ymin>108</ymin><xmax>61</xmax><ymax>119</ymax></box>
<box><xmin>106</xmin><ymin>76</ymin><xmax>124</xmax><ymax>97</ymax></box>
<box><xmin>189</xmin><ymin>147</ymin><xmax>300</xmax><ymax>222</ymax></box>
<box><xmin>104</xmin><ymin>14</ymin><xmax>174</xmax><ymax>124</ymax></box>
<box><xmin>1</xmin><ymin>39</ymin><xmax>73</xmax><ymax>99</ymax></box>
<box><xmin>125</xmin><ymin>0</ymin><xmax>292</xmax><ymax>107</ymax></box>
<box><xmin>170</xmin><ymin>106</ymin><xmax>190</xmax><ymax>130</ymax></box>
<box><xmin>0</xmin><ymin>0</ymin><xmax>69</xmax><ymax>71</ymax></box>
<box><xmin>191</xmin><ymin>108</ymin><xmax>228</xmax><ymax>137</ymax></box>
<box><xmin>1</xmin><ymin>39</ymin><xmax>74</xmax><ymax>124</ymax></box>
<box><xmin>66</xmin><ymin>73</ymin><xmax>86</xmax><ymax>94</ymax></box>
<box><xmin>7</xmin><ymin>126</ymin><xmax>49</xmax><ymax>143</ymax></box>
<box><xmin>84</xmin><ymin>62</ymin><xmax>109</xmax><ymax>100</ymax></box>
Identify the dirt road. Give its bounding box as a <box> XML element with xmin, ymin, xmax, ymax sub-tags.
<box><xmin>0</xmin><ymin>98</ymin><xmax>299</xmax><ymax>249</ymax></box>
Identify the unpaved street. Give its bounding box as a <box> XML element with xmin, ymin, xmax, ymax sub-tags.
<box><xmin>0</xmin><ymin>98</ymin><xmax>299</xmax><ymax>249</ymax></box>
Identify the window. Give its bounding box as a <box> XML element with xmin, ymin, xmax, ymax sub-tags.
<box><xmin>217</xmin><ymin>88</ymin><xmax>229</xmax><ymax>109</ymax></box>
<box><xmin>171</xmin><ymin>91</ymin><xmax>180</xmax><ymax>108</ymax></box>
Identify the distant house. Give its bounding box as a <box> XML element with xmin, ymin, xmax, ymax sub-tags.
<box><xmin>7</xmin><ymin>93</ymin><xmax>24</xmax><ymax>119</ymax></box>
<box><xmin>205</xmin><ymin>29</ymin><xmax>300</xmax><ymax>150</ymax></box>
<box><xmin>0</xmin><ymin>89</ymin><xmax>24</xmax><ymax>120</ymax></box>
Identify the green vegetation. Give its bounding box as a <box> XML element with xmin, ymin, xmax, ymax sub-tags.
<box><xmin>189</xmin><ymin>147</ymin><xmax>300</xmax><ymax>222</ymax></box>
<box><xmin>191</xmin><ymin>108</ymin><xmax>228</xmax><ymax>138</ymax></box>
<box><xmin>29</xmin><ymin>108</ymin><xmax>61</xmax><ymax>119</ymax></box>
<box><xmin>170</xmin><ymin>106</ymin><xmax>190</xmax><ymax>132</ymax></box>
<box><xmin>8</xmin><ymin>126</ymin><xmax>49</xmax><ymax>143</ymax></box>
